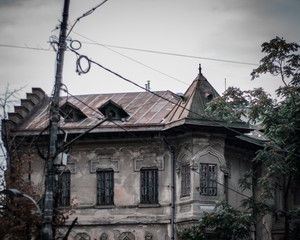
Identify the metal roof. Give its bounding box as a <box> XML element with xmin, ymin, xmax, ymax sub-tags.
<box><xmin>8</xmin><ymin>72</ymin><xmax>250</xmax><ymax>136</ymax></box>
<box><xmin>18</xmin><ymin>91</ymin><xmax>177</xmax><ymax>132</ymax></box>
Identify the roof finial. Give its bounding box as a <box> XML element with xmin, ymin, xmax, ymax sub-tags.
<box><xmin>198</xmin><ymin>64</ymin><xmax>202</xmax><ymax>75</ymax></box>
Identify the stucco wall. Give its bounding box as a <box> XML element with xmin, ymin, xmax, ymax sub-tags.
<box><xmin>30</xmin><ymin>133</ymin><xmax>254</xmax><ymax>240</ymax></box>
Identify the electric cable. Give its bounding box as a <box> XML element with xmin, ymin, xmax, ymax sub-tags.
<box><xmin>0</xmin><ymin>43</ymin><xmax>52</xmax><ymax>51</ymax></box>
<box><xmin>72</xmin><ymin>32</ymin><xmax>189</xmax><ymax>86</ymax></box>
<box><xmin>72</xmin><ymin>32</ymin><xmax>258</xmax><ymax>66</ymax></box>
<box><xmin>66</xmin><ymin>0</ymin><xmax>109</xmax><ymax>38</ymax></box>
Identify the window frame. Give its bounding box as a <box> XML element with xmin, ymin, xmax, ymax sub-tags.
<box><xmin>57</xmin><ymin>171</ymin><xmax>71</xmax><ymax>207</ymax></box>
<box><xmin>140</xmin><ymin>168</ymin><xmax>158</xmax><ymax>204</ymax></box>
<box><xmin>199</xmin><ymin>163</ymin><xmax>217</xmax><ymax>196</ymax></box>
<box><xmin>181</xmin><ymin>164</ymin><xmax>191</xmax><ymax>197</ymax></box>
<box><xmin>97</xmin><ymin>169</ymin><xmax>114</xmax><ymax>206</ymax></box>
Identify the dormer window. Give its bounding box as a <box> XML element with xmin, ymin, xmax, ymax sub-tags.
<box><xmin>98</xmin><ymin>100</ymin><xmax>129</xmax><ymax>121</ymax></box>
<box><xmin>59</xmin><ymin>102</ymin><xmax>87</xmax><ymax>122</ymax></box>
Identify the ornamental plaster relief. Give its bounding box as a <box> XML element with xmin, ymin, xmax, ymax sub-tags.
<box><xmin>133</xmin><ymin>146</ymin><xmax>166</xmax><ymax>171</ymax></box>
<box><xmin>192</xmin><ymin>145</ymin><xmax>226</xmax><ymax>169</ymax></box>
<box><xmin>133</xmin><ymin>153</ymin><xmax>165</xmax><ymax>171</ymax></box>
<box><xmin>176</xmin><ymin>149</ymin><xmax>192</xmax><ymax>173</ymax></box>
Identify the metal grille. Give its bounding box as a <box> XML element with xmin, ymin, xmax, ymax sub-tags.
<box><xmin>181</xmin><ymin>164</ymin><xmax>191</xmax><ymax>197</ymax></box>
<box><xmin>141</xmin><ymin>169</ymin><xmax>158</xmax><ymax>204</ymax></box>
<box><xmin>97</xmin><ymin>170</ymin><xmax>114</xmax><ymax>205</ymax></box>
<box><xmin>58</xmin><ymin>172</ymin><xmax>70</xmax><ymax>206</ymax></box>
<box><xmin>200</xmin><ymin>163</ymin><xmax>217</xmax><ymax>196</ymax></box>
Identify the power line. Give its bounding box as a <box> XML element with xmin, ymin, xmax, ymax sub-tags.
<box><xmin>72</xmin><ymin>32</ymin><xmax>189</xmax><ymax>86</ymax></box>
<box><xmin>72</xmin><ymin>32</ymin><xmax>258</xmax><ymax>66</ymax></box>
<box><xmin>0</xmin><ymin>43</ymin><xmax>52</xmax><ymax>51</ymax></box>
<box><xmin>66</xmin><ymin>0</ymin><xmax>108</xmax><ymax>38</ymax></box>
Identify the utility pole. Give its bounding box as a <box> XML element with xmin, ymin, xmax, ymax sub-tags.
<box><xmin>41</xmin><ymin>0</ymin><xmax>70</xmax><ymax>239</ymax></box>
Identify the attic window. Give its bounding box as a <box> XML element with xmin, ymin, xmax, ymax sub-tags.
<box><xmin>98</xmin><ymin>100</ymin><xmax>129</xmax><ymax>121</ymax></box>
<box><xmin>108</xmin><ymin>110</ymin><xmax>116</xmax><ymax>119</ymax></box>
<box><xmin>205</xmin><ymin>92</ymin><xmax>213</xmax><ymax>102</ymax></box>
<box><xmin>59</xmin><ymin>102</ymin><xmax>87</xmax><ymax>122</ymax></box>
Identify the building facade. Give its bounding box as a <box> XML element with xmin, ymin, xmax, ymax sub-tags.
<box><xmin>3</xmin><ymin>70</ymin><xmax>260</xmax><ymax>240</ymax></box>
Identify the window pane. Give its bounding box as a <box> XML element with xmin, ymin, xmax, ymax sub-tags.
<box><xmin>141</xmin><ymin>169</ymin><xmax>158</xmax><ymax>204</ymax></box>
<box><xmin>97</xmin><ymin>171</ymin><xmax>114</xmax><ymax>205</ymax></box>
<box><xmin>58</xmin><ymin>172</ymin><xmax>70</xmax><ymax>206</ymax></box>
<box><xmin>181</xmin><ymin>164</ymin><xmax>191</xmax><ymax>197</ymax></box>
<box><xmin>200</xmin><ymin>163</ymin><xmax>217</xmax><ymax>196</ymax></box>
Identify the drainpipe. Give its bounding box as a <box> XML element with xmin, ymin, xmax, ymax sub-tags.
<box><xmin>161</xmin><ymin>136</ymin><xmax>175</xmax><ymax>240</ymax></box>
<box><xmin>170</xmin><ymin>147</ymin><xmax>175</xmax><ymax>240</ymax></box>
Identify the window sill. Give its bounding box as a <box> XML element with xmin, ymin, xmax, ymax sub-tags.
<box><xmin>138</xmin><ymin>203</ymin><xmax>160</xmax><ymax>208</ymax></box>
<box><xmin>180</xmin><ymin>194</ymin><xmax>191</xmax><ymax>198</ymax></box>
<box><xmin>94</xmin><ymin>205</ymin><xmax>115</xmax><ymax>209</ymax></box>
<box><xmin>57</xmin><ymin>205</ymin><xmax>70</xmax><ymax>209</ymax></box>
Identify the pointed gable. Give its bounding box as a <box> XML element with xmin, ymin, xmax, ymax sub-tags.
<box><xmin>98</xmin><ymin>100</ymin><xmax>129</xmax><ymax>120</ymax></box>
<box><xmin>59</xmin><ymin>102</ymin><xmax>87</xmax><ymax>122</ymax></box>
<box><xmin>166</xmin><ymin>65</ymin><xmax>219</xmax><ymax>123</ymax></box>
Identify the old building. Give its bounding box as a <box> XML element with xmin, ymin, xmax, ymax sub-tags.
<box><xmin>2</xmin><ymin>69</ymin><xmax>260</xmax><ymax>240</ymax></box>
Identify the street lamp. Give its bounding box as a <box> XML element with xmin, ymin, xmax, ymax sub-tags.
<box><xmin>0</xmin><ymin>188</ymin><xmax>42</xmax><ymax>218</ymax></box>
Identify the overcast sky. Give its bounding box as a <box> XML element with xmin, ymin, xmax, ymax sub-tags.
<box><xmin>0</xmin><ymin>0</ymin><xmax>300</xmax><ymax>103</ymax></box>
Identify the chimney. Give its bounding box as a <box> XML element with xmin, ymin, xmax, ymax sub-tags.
<box><xmin>145</xmin><ymin>80</ymin><xmax>151</xmax><ymax>92</ymax></box>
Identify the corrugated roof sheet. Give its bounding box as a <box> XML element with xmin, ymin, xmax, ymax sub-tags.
<box><xmin>18</xmin><ymin>91</ymin><xmax>177</xmax><ymax>131</ymax></box>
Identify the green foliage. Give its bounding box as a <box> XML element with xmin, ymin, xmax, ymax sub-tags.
<box><xmin>290</xmin><ymin>206</ymin><xmax>300</xmax><ymax>239</ymax></box>
<box><xmin>251</xmin><ymin>36</ymin><xmax>300</xmax><ymax>87</ymax></box>
<box><xmin>205</xmin><ymin>37</ymin><xmax>300</xmax><ymax>238</ymax></box>
<box><xmin>181</xmin><ymin>202</ymin><xmax>253</xmax><ymax>240</ymax></box>
<box><xmin>205</xmin><ymin>87</ymin><xmax>274</xmax><ymax>125</ymax></box>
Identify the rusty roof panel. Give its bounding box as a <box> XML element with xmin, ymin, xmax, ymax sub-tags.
<box><xmin>18</xmin><ymin>91</ymin><xmax>178</xmax><ymax>132</ymax></box>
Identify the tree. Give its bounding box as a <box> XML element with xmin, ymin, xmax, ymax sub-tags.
<box><xmin>181</xmin><ymin>202</ymin><xmax>253</xmax><ymax>240</ymax></box>
<box><xmin>0</xmin><ymin>85</ymin><xmax>42</xmax><ymax>239</ymax></box>
<box><xmin>0</xmin><ymin>84</ymin><xmax>25</xmax><ymax>185</ymax></box>
<box><xmin>0</xmin><ymin>85</ymin><xmax>76</xmax><ymax>239</ymax></box>
<box><xmin>204</xmin><ymin>37</ymin><xmax>300</xmax><ymax>239</ymax></box>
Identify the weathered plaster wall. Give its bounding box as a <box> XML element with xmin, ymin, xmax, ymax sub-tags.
<box><xmin>224</xmin><ymin>145</ymin><xmax>253</xmax><ymax>210</ymax></box>
<box><xmin>54</xmin><ymin>137</ymin><xmax>172</xmax><ymax>239</ymax></box>
<box><xmin>29</xmin><ymin>132</ymin><xmax>255</xmax><ymax>240</ymax></box>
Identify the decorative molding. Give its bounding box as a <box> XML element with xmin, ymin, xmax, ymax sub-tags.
<box><xmin>119</xmin><ymin>232</ymin><xmax>135</xmax><ymax>240</ymax></box>
<box><xmin>145</xmin><ymin>232</ymin><xmax>153</xmax><ymax>240</ymax></box>
<box><xmin>75</xmin><ymin>233</ymin><xmax>90</xmax><ymax>240</ymax></box>
<box><xmin>57</xmin><ymin>161</ymin><xmax>77</xmax><ymax>174</ymax></box>
<box><xmin>100</xmin><ymin>232</ymin><xmax>108</xmax><ymax>240</ymax></box>
<box><xmin>192</xmin><ymin>146</ymin><xmax>226</xmax><ymax>167</ymax></box>
<box><xmin>176</xmin><ymin>150</ymin><xmax>192</xmax><ymax>173</ymax></box>
<box><xmin>133</xmin><ymin>153</ymin><xmax>165</xmax><ymax>171</ymax></box>
<box><xmin>90</xmin><ymin>155</ymin><xmax>120</xmax><ymax>173</ymax></box>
